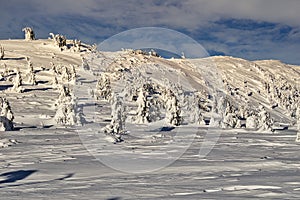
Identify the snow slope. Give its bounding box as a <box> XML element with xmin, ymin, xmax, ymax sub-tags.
<box><xmin>0</xmin><ymin>39</ymin><xmax>299</xmax><ymax>199</ymax></box>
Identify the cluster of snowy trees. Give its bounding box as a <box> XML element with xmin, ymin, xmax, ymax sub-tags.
<box><xmin>49</xmin><ymin>33</ymin><xmax>67</xmax><ymax>49</ymax></box>
<box><xmin>261</xmin><ymin>72</ymin><xmax>300</xmax><ymax>119</ymax></box>
<box><xmin>0</xmin><ymin>97</ymin><xmax>14</xmax><ymax>131</ymax></box>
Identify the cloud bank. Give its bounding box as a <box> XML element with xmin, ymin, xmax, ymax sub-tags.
<box><xmin>0</xmin><ymin>0</ymin><xmax>300</xmax><ymax>64</ymax></box>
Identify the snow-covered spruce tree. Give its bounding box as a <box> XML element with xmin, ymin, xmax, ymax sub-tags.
<box><xmin>135</xmin><ymin>88</ymin><xmax>150</xmax><ymax>123</ymax></box>
<box><xmin>12</xmin><ymin>69</ymin><xmax>23</xmax><ymax>93</ymax></box>
<box><xmin>245</xmin><ymin>110</ymin><xmax>258</xmax><ymax>129</ymax></box>
<box><xmin>54</xmin><ymin>85</ymin><xmax>72</xmax><ymax>107</ymax></box>
<box><xmin>103</xmin><ymin>93</ymin><xmax>125</xmax><ymax>142</ymax></box>
<box><xmin>26</xmin><ymin>61</ymin><xmax>37</xmax><ymax>85</ymax></box>
<box><xmin>96</xmin><ymin>74</ymin><xmax>112</xmax><ymax>100</ymax></box>
<box><xmin>189</xmin><ymin>95</ymin><xmax>205</xmax><ymax>125</ymax></box>
<box><xmin>54</xmin><ymin>86</ymin><xmax>77</xmax><ymax>126</ymax></box>
<box><xmin>22</xmin><ymin>27</ymin><xmax>35</xmax><ymax>41</ymax></box>
<box><xmin>0</xmin><ymin>45</ymin><xmax>4</xmax><ymax>60</ymax></box>
<box><xmin>257</xmin><ymin>105</ymin><xmax>273</xmax><ymax>131</ymax></box>
<box><xmin>165</xmin><ymin>89</ymin><xmax>182</xmax><ymax>126</ymax></box>
<box><xmin>0</xmin><ymin>97</ymin><xmax>14</xmax><ymax>131</ymax></box>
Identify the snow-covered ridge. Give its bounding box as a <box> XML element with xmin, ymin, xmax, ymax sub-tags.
<box><xmin>0</xmin><ymin>39</ymin><xmax>299</xmax><ymax>141</ymax></box>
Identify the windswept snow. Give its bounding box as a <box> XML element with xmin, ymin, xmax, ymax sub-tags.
<box><xmin>0</xmin><ymin>39</ymin><xmax>299</xmax><ymax>199</ymax></box>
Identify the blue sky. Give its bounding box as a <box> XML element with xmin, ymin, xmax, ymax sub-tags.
<box><xmin>1</xmin><ymin>0</ymin><xmax>300</xmax><ymax>64</ymax></box>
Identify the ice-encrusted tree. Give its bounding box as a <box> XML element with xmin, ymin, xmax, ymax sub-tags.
<box><xmin>0</xmin><ymin>97</ymin><xmax>14</xmax><ymax>131</ymax></box>
<box><xmin>0</xmin><ymin>45</ymin><xmax>4</xmax><ymax>60</ymax></box>
<box><xmin>26</xmin><ymin>61</ymin><xmax>37</xmax><ymax>85</ymax></box>
<box><xmin>189</xmin><ymin>95</ymin><xmax>205</xmax><ymax>125</ymax></box>
<box><xmin>246</xmin><ymin>113</ymin><xmax>258</xmax><ymax>129</ymax></box>
<box><xmin>257</xmin><ymin>105</ymin><xmax>273</xmax><ymax>131</ymax></box>
<box><xmin>54</xmin><ymin>85</ymin><xmax>77</xmax><ymax>126</ymax></box>
<box><xmin>12</xmin><ymin>69</ymin><xmax>23</xmax><ymax>93</ymax></box>
<box><xmin>96</xmin><ymin>74</ymin><xmax>112</xmax><ymax>100</ymax></box>
<box><xmin>165</xmin><ymin>89</ymin><xmax>182</xmax><ymax>126</ymax></box>
<box><xmin>135</xmin><ymin>88</ymin><xmax>150</xmax><ymax>123</ymax></box>
<box><xmin>22</xmin><ymin>27</ymin><xmax>35</xmax><ymax>41</ymax></box>
<box><xmin>103</xmin><ymin>93</ymin><xmax>125</xmax><ymax>142</ymax></box>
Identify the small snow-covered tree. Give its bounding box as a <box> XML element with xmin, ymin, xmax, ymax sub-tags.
<box><xmin>0</xmin><ymin>45</ymin><xmax>4</xmax><ymax>60</ymax></box>
<box><xmin>26</xmin><ymin>61</ymin><xmax>37</xmax><ymax>85</ymax></box>
<box><xmin>135</xmin><ymin>88</ymin><xmax>150</xmax><ymax>123</ymax></box>
<box><xmin>165</xmin><ymin>89</ymin><xmax>182</xmax><ymax>126</ymax></box>
<box><xmin>22</xmin><ymin>27</ymin><xmax>35</xmax><ymax>41</ymax></box>
<box><xmin>103</xmin><ymin>93</ymin><xmax>125</xmax><ymax>142</ymax></box>
<box><xmin>12</xmin><ymin>69</ymin><xmax>23</xmax><ymax>93</ymax></box>
<box><xmin>54</xmin><ymin>86</ymin><xmax>78</xmax><ymax>126</ymax></box>
<box><xmin>189</xmin><ymin>95</ymin><xmax>205</xmax><ymax>125</ymax></box>
<box><xmin>96</xmin><ymin>74</ymin><xmax>112</xmax><ymax>100</ymax></box>
<box><xmin>0</xmin><ymin>98</ymin><xmax>14</xmax><ymax>131</ymax></box>
<box><xmin>246</xmin><ymin>114</ymin><xmax>258</xmax><ymax>129</ymax></box>
<box><xmin>257</xmin><ymin>105</ymin><xmax>273</xmax><ymax>131</ymax></box>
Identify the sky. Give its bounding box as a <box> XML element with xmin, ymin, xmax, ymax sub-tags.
<box><xmin>1</xmin><ymin>0</ymin><xmax>300</xmax><ymax>64</ymax></box>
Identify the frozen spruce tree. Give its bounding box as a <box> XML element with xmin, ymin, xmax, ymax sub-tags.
<box><xmin>246</xmin><ymin>112</ymin><xmax>258</xmax><ymax>129</ymax></box>
<box><xmin>22</xmin><ymin>27</ymin><xmax>35</xmax><ymax>41</ymax></box>
<box><xmin>103</xmin><ymin>93</ymin><xmax>125</xmax><ymax>142</ymax></box>
<box><xmin>54</xmin><ymin>86</ymin><xmax>77</xmax><ymax>126</ymax></box>
<box><xmin>26</xmin><ymin>61</ymin><xmax>37</xmax><ymax>85</ymax></box>
<box><xmin>189</xmin><ymin>95</ymin><xmax>205</xmax><ymax>125</ymax></box>
<box><xmin>135</xmin><ymin>88</ymin><xmax>150</xmax><ymax>123</ymax></box>
<box><xmin>96</xmin><ymin>74</ymin><xmax>112</xmax><ymax>100</ymax></box>
<box><xmin>0</xmin><ymin>45</ymin><xmax>4</xmax><ymax>60</ymax></box>
<box><xmin>0</xmin><ymin>98</ymin><xmax>14</xmax><ymax>131</ymax></box>
<box><xmin>54</xmin><ymin>85</ymin><xmax>72</xmax><ymax>107</ymax></box>
<box><xmin>257</xmin><ymin>105</ymin><xmax>273</xmax><ymax>131</ymax></box>
<box><xmin>165</xmin><ymin>89</ymin><xmax>182</xmax><ymax>126</ymax></box>
<box><xmin>12</xmin><ymin>69</ymin><xmax>23</xmax><ymax>93</ymax></box>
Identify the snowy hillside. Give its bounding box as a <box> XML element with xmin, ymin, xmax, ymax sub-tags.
<box><xmin>0</xmin><ymin>38</ymin><xmax>299</xmax><ymax>199</ymax></box>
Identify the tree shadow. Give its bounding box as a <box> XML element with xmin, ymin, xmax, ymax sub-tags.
<box><xmin>0</xmin><ymin>84</ymin><xmax>13</xmax><ymax>91</ymax></box>
<box><xmin>23</xmin><ymin>87</ymin><xmax>52</xmax><ymax>93</ymax></box>
<box><xmin>2</xmin><ymin>57</ymin><xmax>26</xmax><ymax>61</ymax></box>
<box><xmin>0</xmin><ymin>172</ymin><xmax>74</xmax><ymax>188</ymax></box>
<box><xmin>0</xmin><ymin>170</ymin><xmax>37</xmax><ymax>184</ymax></box>
<box><xmin>106</xmin><ymin>198</ymin><xmax>122</xmax><ymax>200</ymax></box>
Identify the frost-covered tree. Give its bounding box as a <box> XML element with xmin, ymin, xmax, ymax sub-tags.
<box><xmin>189</xmin><ymin>95</ymin><xmax>205</xmax><ymax>125</ymax></box>
<box><xmin>96</xmin><ymin>74</ymin><xmax>112</xmax><ymax>100</ymax></box>
<box><xmin>55</xmin><ymin>85</ymin><xmax>72</xmax><ymax>107</ymax></box>
<box><xmin>246</xmin><ymin>114</ymin><xmax>258</xmax><ymax>129</ymax></box>
<box><xmin>26</xmin><ymin>61</ymin><xmax>37</xmax><ymax>85</ymax></box>
<box><xmin>54</xmin><ymin>85</ymin><xmax>77</xmax><ymax>126</ymax></box>
<box><xmin>22</xmin><ymin>27</ymin><xmax>35</xmax><ymax>41</ymax></box>
<box><xmin>12</xmin><ymin>69</ymin><xmax>23</xmax><ymax>93</ymax></box>
<box><xmin>0</xmin><ymin>45</ymin><xmax>4</xmax><ymax>60</ymax></box>
<box><xmin>0</xmin><ymin>98</ymin><xmax>14</xmax><ymax>131</ymax></box>
<box><xmin>257</xmin><ymin>105</ymin><xmax>273</xmax><ymax>131</ymax></box>
<box><xmin>103</xmin><ymin>94</ymin><xmax>125</xmax><ymax>142</ymax></box>
<box><xmin>135</xmin><ymin>88</ymin><xmax>150</xmax><ymax>123</ymax></box>
<box><xmin>165</xmin><ymin>89</ymin><xmax>182</xmax><ymax>126</ymax></box>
